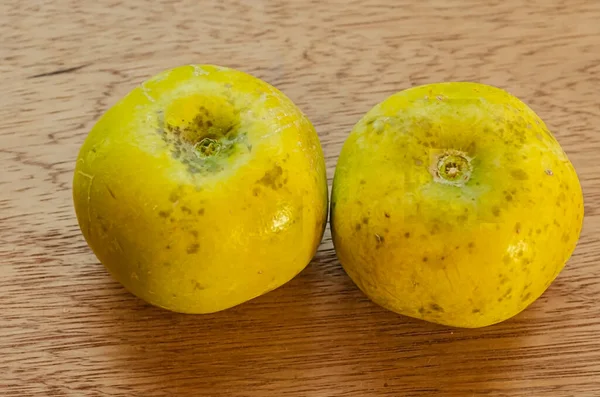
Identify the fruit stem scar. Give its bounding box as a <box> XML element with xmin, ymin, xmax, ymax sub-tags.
<box><xmin>431</xmin><ymin>150</ymin><xmax>473</xmax><ymax>186</ymax></box>
<box><xmin>194</xmin><ymin>138</ymin><xmax>222</xmax><ymax>157</ymax></box>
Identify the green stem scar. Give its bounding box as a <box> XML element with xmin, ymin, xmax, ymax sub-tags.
<box><xmin>194</xmin><ymin>138</ymin><xmax>222</xmax><ymax>157</ymax></box>
<box><xmin>432</xmin><ymin>150</ymin><xmax>473</xmax><ymax>186</ymax></box>
<box><xmin>156</xmin><ymin>96</ymin><xmax>251</xmax><ymax>174</ymax></box>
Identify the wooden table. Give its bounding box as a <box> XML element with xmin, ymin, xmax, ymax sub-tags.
<box><xmin>3</xmin><ymin>1</ymin><xmax>600</xmax><ymax>395</ymax></box>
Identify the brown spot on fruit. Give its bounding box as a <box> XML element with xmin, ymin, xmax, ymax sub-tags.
<box><xmin>430</xmin><ymin>303</ymin><xmax>444</xmax><ymax>312</ymax></box>
<box><xmin>384</xmin><ymin>212</ymin><xmax>390</xmax><ymax>218</ymax></box>
<box><xmin>159</xmin><ymin>210</ymin><xmax>171</xmax><ymax>218</ymax></box>
<box><xmin>198</xmin><ymin>208</ymin><xmax>205</xmax><ymax>215</ymax></box>
<box><xmin>192</xmin><ymin>280</ymin><xmax>205</xmax><ymax>290</ymax></box>
<box><xmin>466</xmin><ymin>141</ymin><xmax>476</xmax><ymax>154</ymax></box>
<box><xmin>190</xmin><ymin>230</ymin><xmax>199</xmax><ymax>238</ymax></box>
<box><xmin>252</xmin><ymin>187</ymin><xmax>261</xmax><ymax>196</ymax></box>
<box><xmin>355</xmin><ymin>223</ymin><xmax>361</xmax><ymax>231</ymax></box>
<box><xmin>511</xmin><ymin>169</ymin><xmax>529</xmax><ymax>180</ymax></box>
<box><xmin>362</xmin><ymin>217</ymin><xmax>369</xmax><ymax>225</ymax></box>
<box><xmin>181</xmin><ymin>206</ymin><xmax>192</xmax><ymax>214</ymax></box>
<box><xmin>515</xmin><ymin>223</ymin><xmax>521</xmax><ymax>234</ymax></box>
<box><xmin>492</xmin><ymin>206</ymin><xmax>501</xmax><ymax>217</ymax></box>
<box><xmin>258</xmin><ymin>164</ymin><xmax>284</xmax><ymax>189</ymax></box>
<box><xmin>404</xmin><ymin>232</ymin><xmax>411</xmax><ymax>238</ymax></box>
<box><xmin>472</xmin><ymin>308</ymin><xmax>481</xmax><ymax>314</ymax></box>
<box><xmin>360</xmin><ymin>179</ymin><xmax>366</xmax><ymax>185</ymax></box>
<box><xmin>499</xmin><ymin>274</ymin><xmax>509</xmax><ymax>285</ymax></box>
<box><xmin>187</xmin><ymin>243</ymin><xmax>200</xmax><ymax>254</ymax></box>
<box><xmin>522</xmin><ymin>292</ymin><xmax>532</xmax><ymax>302</ymax></box>
<box><xmin>169</xmin><ymin>191</ymin><xmax>180</xmax><ymax>203</ymax></box>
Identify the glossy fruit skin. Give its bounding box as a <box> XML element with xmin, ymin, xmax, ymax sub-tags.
<box><xmin>73</xmin><ymin>65</ymin><xmax>328</xmax><ymax>314</ymax></box>
<box><xmin>331</xmin><ymin>82</ymin><xmax>584</xmax><ymax>328</ymax></box>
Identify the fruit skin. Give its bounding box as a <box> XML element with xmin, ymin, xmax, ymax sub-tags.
<box><xmin>73</xmin><ymin>65</ymin><xmax>328</xmax><ymax>314</ymax></box>
<box><xmin>331</xmin><ymin>82</ymin><xmax>584</xmax><ymax>328</ymax></box>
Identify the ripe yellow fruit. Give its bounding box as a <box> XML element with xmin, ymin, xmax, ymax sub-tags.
<box><xmin>73</xmin><ymin>65</ymin><xmax>328</xmax><ymax>313</ymax></box>
<box><xmin>331</xmin><ymin>82</ymin><xmax>584</xmax><ymax>328</ymax></box>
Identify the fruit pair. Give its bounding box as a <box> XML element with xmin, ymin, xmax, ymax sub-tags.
<box><xmin>73</xmin><ymin>65</ymin><xmax>584</xmax><ymax>328</ymax></box>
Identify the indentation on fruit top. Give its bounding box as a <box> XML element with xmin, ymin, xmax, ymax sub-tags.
<box><xmin>431</xmin><ymin>150</ymin><xmax>473</xmax><ymax>186</ymax></box>
<box><xmin>157</xmin><ymin>93</ymin><xmax>251</xmax><ymax>174</ymax></box>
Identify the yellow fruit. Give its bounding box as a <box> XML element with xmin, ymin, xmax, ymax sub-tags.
<box><xmin>73</xmin><ymin>65</ymin><xmax>328</xmax><ymax>314</ymax></box>
<box><xmin>331</xmin><ymin>82</ymin><xmax>584</xmax><ymax>328</ymax></box>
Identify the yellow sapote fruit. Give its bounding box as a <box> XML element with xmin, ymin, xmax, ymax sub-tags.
<box><xmin>73</xmin><ymin>64</ymin><xmax>328</xmax><ymax>313</ymax></box>
<box><xmin>331</xmin><ymin>82</ymin><xmax>584</xmax><ymax>328</ymax></box>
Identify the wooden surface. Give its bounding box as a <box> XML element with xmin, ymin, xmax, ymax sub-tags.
<box><xmin>2</xmin><ymin>0</ymin><xmax>600</xmax><ymax>395</ymax></box>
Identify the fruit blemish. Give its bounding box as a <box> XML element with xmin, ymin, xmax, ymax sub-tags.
<box><xmin>157</xmin><ymin>94</ymin><xmax>251</xmax><ymax>174</ymax></box>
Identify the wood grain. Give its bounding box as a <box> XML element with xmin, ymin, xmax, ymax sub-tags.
<box><xmin>2</xmin><ymin>0</ymin><xmax>600</xmax><ymax>395</ymax></box>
